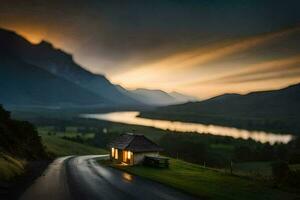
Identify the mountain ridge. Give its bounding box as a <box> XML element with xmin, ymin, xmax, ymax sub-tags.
<box><xmin>116</xmin><ymin>86</ymin><xmax>198</xmax><ymax>106</ymax></box>
<box><xmin>0</xmin><ymin>28</ymin><xmax>141</xmax><ymax>106</ymax></box>
<box><xmin>140</xmin><ymin>83</ymin><xmax>300</xmax><ymax>134</ymax></box>
<box><xmin>0</xmin><ymin>27</ymin><xmax>198</xmax><ymax>108</ymax></box>
<box><xmin>0</xmin><ymin>55</ymin><xmax>109</xmax><ymax>108</ymax></box>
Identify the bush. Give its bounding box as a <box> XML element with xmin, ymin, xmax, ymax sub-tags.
<box><xmin>0</xmin><ymin>105</ymin><xmax>46</xmax><ymax>160</ymax></box>
<box><xmin>159</xmin><ymin>133</ymin><xmax>210</xmax><ymax>166</ymax></box>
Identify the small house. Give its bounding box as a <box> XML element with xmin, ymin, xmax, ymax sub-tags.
<box><xmin>108</xmin><ymin>133</ymin><xmax>163</xmax><ymax>165</ymax></box>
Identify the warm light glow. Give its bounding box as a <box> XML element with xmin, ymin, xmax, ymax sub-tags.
<box><xmin>0</xmin><ymin>24</ymin><xmax>44</xmax><ymax>44</ymax></box>
<box><xmin>18</xmin><ymin>32</ymin><xmax>42</xmax><ymax>44</ymax></box>
<box><xmin>123</xmin><ymin>151</ymin><xmax>128</xmax><ymax>162</ymax></box>
<box><xmin>122</xmin><ymin>173</ymin><xmax>133</xmax><ymax>182</ymax></box>
<box><xmin>128</xmin><ymin>151</ymin><xmax>131</xmax><ymax>159</ymax></box>
<box><xmin>115</xmin><ymin>149</ymin><xmax>118</xmax><ymax>159</ymax></box>
<box><xmin>111</xmin><ymin>148</ymin><xmax>115</xmax><ymax>158</ymax></box>
<box><xmin>110</xmin><ymin>27</ymin><xmax>300</xmax><ymax>98</ymax></box>
<box><xmin>4</xmin><ymin>24</ymin><xmax>300</xmax><ymax>99</ymax></box>
<box><xmin>3</xmin><ymin>25</ymin><xmax>299</xmax><ymax>99</ymax></box>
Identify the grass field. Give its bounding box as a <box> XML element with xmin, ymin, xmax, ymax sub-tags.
<box><xmin>38</xmin><ymin>126</ymin><xmax>107</xmax><ymax>156</ymax></box>
<box><xmin>0</xmin><ymin>153</ymin><xmax>26</xmax><ymax>181</ymax></box>
<box><xmin>41</xmin><ymin>135</ymin><xmax>107</xmax><ymax>157</ymax></box>
<box><xmin>116</xmin><ymin>159</ymin><xmax>300</xmax><ymax>200</ymax></box>
<box><xmin>232</xmin><ymin>161</ymin><xmax>273</xmax><ymax>177</ymax></box>
<box><xmin>38</xmin><ymin>126</ymin><xmax>95</xmax><ymax>139</ymax></box>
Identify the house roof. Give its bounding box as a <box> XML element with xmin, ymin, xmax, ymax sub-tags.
<box><xmin>108</xmin><ymin>133</ymin><xmax>163</xmax><ymax>152</ymax></box>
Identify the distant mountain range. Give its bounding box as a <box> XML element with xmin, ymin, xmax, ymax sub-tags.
<box><xmin>117</xmin><ymin>86</ymin><xmax>198</xmax><ymax>106</ymax></box>
<box><xmin>140</xmin><ymin>84</ymin><xmax>300</xmax><ymax>134</ymax></box>
<box><xmin>0</xmin><ymin>28</ymin><xmax>196</xmax><ymax>108</ymax></box>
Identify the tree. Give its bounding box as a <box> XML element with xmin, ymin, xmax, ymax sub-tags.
<box><xmin>0</xmin><ymin>105</ymin><xmax>46</xmax><ymax>159</ymax></box>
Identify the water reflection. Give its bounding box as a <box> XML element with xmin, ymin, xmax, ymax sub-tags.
<box><xmin>122</xmin><ymin>172</ymin><xmax>133</xmax><ymax>182</ymax></box>
<box><xmin>81</xmin><ymin>111</ymin><xmax>293</xmax><ymax>144</ymax></box>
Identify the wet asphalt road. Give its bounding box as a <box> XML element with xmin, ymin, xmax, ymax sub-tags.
<box><xmin>19</xmin><ymin>155</ymin><xmax>199</xmax><ymax>200</ymax></box>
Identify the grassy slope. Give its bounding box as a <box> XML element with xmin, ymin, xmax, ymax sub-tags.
<box><xmin>117</xmin><ymin>159</ymin><xmax>299</xmax><ymax>200</ymax></box>
<box><xmin>41</xmin><ymin>135</ymin><xmax>107</xmax><ymax>157</ymax></box>
<box><xmin>232</xmin><ymin>161</ymin><xmax>273</xmax><ymax>177</ymax></box>
<box><xmin>38</xmin><ymin>127</ymin><xmax>107</xmax><ymax>156</ymax></box>
<box><xmin>0</xmin><ymin>153</ymin><xmax>26</xmax><ymax>181</ymax></box>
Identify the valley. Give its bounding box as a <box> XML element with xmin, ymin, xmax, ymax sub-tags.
<box><xmin>0</xmin><ymin>3</ymin><xmax>300</xmax><ymax>199</ymax></box>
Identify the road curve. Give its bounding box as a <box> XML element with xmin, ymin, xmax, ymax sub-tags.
<box><xmin>19</xmin><ymin>156</ymin><xmax>73</xmax><ymax>200</ymax></box>
<box><xmin>20</xmin><ymin>155</ymin><xmax>199</xmax><ymax>200</ymax></box>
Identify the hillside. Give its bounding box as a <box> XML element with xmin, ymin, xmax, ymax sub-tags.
<box><xmin>128</xmin><ymin>89</ymin><xmax>198</xmax><ymax>105</ymax></box>
<box><xmin>0</xmin><ymin>56</ymin><xmax>109</xmax><ymax>107</ymax></box>
<box><xmin>140</xmin><ymin>84</ymin><xmax>300</xmax><ymax>134</ymax></box>
<box><xmin>0</xmin><ymin>28</ymin><xmax>200</xmax><ymax>107</ymax></box>
<box><xmin>169</xmin><ymin>91</ymin><xmax>198</xmax><ymax>103</ymax></box>
<box><xmin>0</xmin><ymin>105</ymin><xmax>45</xmax><ymax>182</ymax></box>
<box><xmin>0</xmin><ymin>28</ymin><xmax>140</xmax><ymax>106</ymax></box>
<box><xmin>128</xmin><ymin>88</ymin><xmax>180</xmax><ymax>105</ymax></box>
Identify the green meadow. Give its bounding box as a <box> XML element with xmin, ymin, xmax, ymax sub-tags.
<box><xmin>38</xmin><ymin>127</ymin><xmax>107</xmax><ymax>157</ymax></box>
<box><xmin>117</xmin><ymin>158</ymin><xmax>300</xmax><ymax>200</ymax></box>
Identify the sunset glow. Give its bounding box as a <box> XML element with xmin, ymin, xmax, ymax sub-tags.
<box><xmin>1</xmin><ymin>1</ymin><xmax>299</xmax><ymax>99</ymax></box>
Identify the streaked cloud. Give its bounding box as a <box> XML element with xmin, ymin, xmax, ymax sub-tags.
<box><xmin>1</xmin><ymin>1</ymin><xmax>300</xmax><ymax>98</ymax></box>
<box><xmin>189</xmin><ymin>54</ymin><xmax>300</xmax><ymax>85</ymax></box>
<box><xmin>112</xmin><ymin>26</ymin><xmax>300</xmax><ymax>97</ymax></box>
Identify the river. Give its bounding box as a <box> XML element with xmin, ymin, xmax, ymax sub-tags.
<box><xmin>81</xmin><ymin>111</ymin><xmax>293</xmax><ymax>144</ymax></box>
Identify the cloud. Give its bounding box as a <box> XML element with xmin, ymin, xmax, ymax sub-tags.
<box><xmin>1</xmin><ymin>1</ymin><xmax>300</xmax><ymax>98</ymax></box>
<box><xmin>223</xmin><ymin>69</ymin><xmax>300</xmax><ymax>84</ymax></box>
<box><xmin>192</xmin><ymin>54</ymin><xmax>300</xmax><ymax>85</ymax></box>
<box><xmin>146</xmin><ymin>26</ymin><xmax>299</xmax><ymax>70</ymax></box>
<box><xmin>169</xmin><ymin>26</ymin><xmax>300</xmax><ymax>70</ymax></box>
<box><xmin>112</xmin><ymin>26</ymin><xmax>300</xmax><ymax>89</ymax></box>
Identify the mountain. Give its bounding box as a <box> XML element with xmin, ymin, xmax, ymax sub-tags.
<box><xmin>169</xmin><ymin>92</ymin><xmax>198</xmax><ymax>103</ymax></box>
<box><xmin>116</xmin><ymin>86</ymin><xmax>198</xmax><ymax>106</ymax></box>
<box><xmin>0</xmin><ymin>28</ymin><xmax>197</xmax><ymax>108</ymax></box>
<box><xmin>128</xmin><ymin>88</ymin><xmax>179</xmax><ymax>106</ymax></box>
<box><xmin>140</xmin><ymin>84</ymin><xmax>300</xmax><ymax>134</ymax></box>
<box><xmin>0</xmin><ymin>28</ymin><xmax>140</xmax><ymax>106</ymax></box>
<box><xmin>0</xmin><ymin>53</ymin><xmax>109</xmax><ymax>108</ymax></box>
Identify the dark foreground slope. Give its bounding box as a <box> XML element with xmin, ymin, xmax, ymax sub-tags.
<box><xmin>0</xmin><ymin>106</ymin><xmax>46</xmax><ymax>159</ymax></box>
<box><xmin>0</xmin><ymin>105</ymin><xmax>49</xmax><ymax>199</ymax></box>
<box><xmin>141</xmin><ymin>84</ymin><xmax>300</xmax><ymax>134</ymax></box>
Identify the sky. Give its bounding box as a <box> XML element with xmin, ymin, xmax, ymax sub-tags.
<box><xmin>0</xmin><ymin>0</ymin><xmax>300</xmax><ymax>99</ymax></box>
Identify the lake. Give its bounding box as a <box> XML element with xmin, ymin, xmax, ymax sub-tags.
<box><xmin>81</xmin><ymin>111</ymin><xmax>293</xmax><ymax>144</ymax></box>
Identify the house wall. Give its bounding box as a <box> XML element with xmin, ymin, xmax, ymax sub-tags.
<box><xmin>133</xmin><ymin>152</ymin><xmax>159</xmax><ymax>165</ymax></box>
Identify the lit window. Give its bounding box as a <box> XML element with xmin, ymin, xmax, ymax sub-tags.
<box><xmin>111</xmin><ymin>148</ymin><xmax>115</xmax><ymax>158</ymax></box>
<box><xmin>128</xmin><ymin>151</ymin><xmax>131</xmax><ymax>159</ymax></box>
<box><xmin>115</xmin><ymin>149</ymin><xmax>118</xmax><ymax>159</ymax></box>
